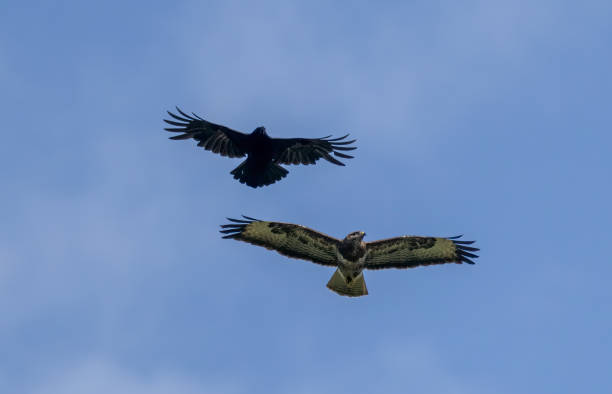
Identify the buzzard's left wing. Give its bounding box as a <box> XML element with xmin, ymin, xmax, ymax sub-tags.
<box><xmin>220</xmin><ymin>216</ymin><xmax>340</xmax><ymax>266</ymax></box>
<box><xmin>272</xmin><ymin>135</ymin><xmax>357</xmax><ymax>166</ymax></box>
<box><xmin>364</xmin><ymin>235</ymin><xmax>479</xmax><ymax>270</ymax></box>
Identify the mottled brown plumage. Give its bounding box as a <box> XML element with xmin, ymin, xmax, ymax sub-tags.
<box><xmin>220</xmin><ymin>216</ymin><xmax>479</xmax><ymax>297</ymax></box>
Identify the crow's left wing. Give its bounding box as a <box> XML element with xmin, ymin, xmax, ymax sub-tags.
<box><xmin>272</xmin><ymin>135</ymin><xmax>357</xmax><ymax>166</ymax></box>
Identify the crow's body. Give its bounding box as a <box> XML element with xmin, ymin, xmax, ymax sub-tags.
<box><xmin>227</xmin><ymin>127</ymin><xmax>287</xmax><ymax>187</ymax></box>
<box><xmin>164</xmin><ymin>108</ymin><xmax>356</xmax><ymax>188</ymax></box>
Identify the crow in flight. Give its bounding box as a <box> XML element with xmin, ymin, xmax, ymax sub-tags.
<box><xmin>164</xmin><ymin>108</ymin><xmax>356</xmax><ymax>188</ymax></box>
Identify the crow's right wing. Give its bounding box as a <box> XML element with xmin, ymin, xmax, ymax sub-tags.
<box><xmin>164</xmin><ymin>108</ymin><xmax>248</xmax><ymax>158</ymax></box>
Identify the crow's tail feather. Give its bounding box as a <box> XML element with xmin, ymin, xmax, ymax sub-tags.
<box><xmin>230</xmin><ymin>160</ymin><xmax>288</xmax><ymax>188</ymax></box>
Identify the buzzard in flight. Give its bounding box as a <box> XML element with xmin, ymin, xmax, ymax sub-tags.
<box><xmin>220</xmin><ymin>216</ymin><xmax>479</xmax><ymax>297</ymax></box>
<box><xmin>163</xmin><ymin>108</ymin><xmax>356</xmax><ymax>188</ymax></box>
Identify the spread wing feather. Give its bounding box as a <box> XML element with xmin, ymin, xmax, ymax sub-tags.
<box><xmin>365</xmin><ymin>235</ymin><xmax>479</xmax><ymax>270</ymax></box>
<box><xmin>164</xmin><ymin>107</ymin><xmax>248</xmax><ymax>158</ymax></box>
<box><xmin>273</xmin><ymin>135</ymin><xmax>357</xmax><ymax>166</ymax></box>
<box><xmin>220</xmin><ymin>216</ymin><xmax>340</xmax><ymax>266</ymax></box>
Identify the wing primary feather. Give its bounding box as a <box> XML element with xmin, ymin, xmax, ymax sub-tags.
<box><xmin>330</xmin><ymin>140</ymin><xmax>357</xmax><ymax>145</ymax></box>
<box><xmin>458</xmin><ymin>250</ymin><xmax>479</xmax><ymax>259</ymax></box>
<box><xmin>447</xmin><ymin>235</ymin><xmax>463</xmax><ymax>239</ymax></box>
<box><xmin>219</xmin><ymin>227</ymin><xmax>243</xmax><ymax>233</ymax></box>
<box><xmin>241</xmin><ymin>215</ymin><xmax>260</xmax><ymax>221</ymax></box>
<box><xmin>322</xmin><ymin>153</ymin><xmax>345</xmax><ymax>166</ymax></box>
<box><xmin>460</xmin><ymin>256</ymin><xmax>476</xmax><ymax>264</ymax></box>
<box><xmin>449</xmin><ymin>237</ymin><xmax>480</xmax><ymax>264</ymax></box>
<box><xmin>164</xmin><ymin>127</ymin><xmax>187</xmax><ymax>132</ymax></box>
<box><xmin>219</xmin><ymin>228</ymin><xmax>241</xmax><ymax>234</ymax></box>
<box><xmin>333</xmin><ymin>152</ymin><xmax>354</xmax><ymax>159</ymax></box>
<box><xmin>169</xmin><ymin>134</ymin><xmax>193</xmax><ymax>140</ymax></box>
<box><xmin>167</xmin><ymin>111</ymin><xmax>189</xmax><ymax>122</ymax></box>
<box><xmin>453</xmin><ymin>240</ymin><xmax>475</xmax><ymax>245</ymax></box>
<box><xmin>457</xmin><ymin>245</ymin><xmax>480</xmax><ymax>252</ymax></box>
<box><xmin>226</xmin><ymin>217</ymin><xmax>252</xmax><ymax>224</ymax></box>
<box><xmin>192</xmin><ymin>112</ymin><xmax>204</xmax><ymax>120</ymax></box>
<box><xmin>325</xmin><ymin>134</ymin><xmax>350</xmax><ymax>141</ymax></box>
<box><xmin>163</xmin><ymin>119</ymin><xmax>187</xmax><ymax>127</ymax></box>
<box><xmin>331</xmin><ymin>146</ymin><xmax>357</xmax><ymax>151</ymax></box>
<box><xmin>176</xmin><ymin>107</ymin><xmax>196</xmax><ymax>120</ymax></box>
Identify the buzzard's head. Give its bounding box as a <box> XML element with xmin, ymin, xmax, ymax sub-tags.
<box><xmin>340</xmin><ymin>231</ymin><xmax>367</xmax><ymax>257</ymax></box>
<box><xmin>345</xmin><ymin>231</ymin><xmax>366</xmax><ymax>242</ymax></box>
<box><xmin>252</xmin><ymin>126</ymin><xmax>268</xmax><ymax>136</ymax></box>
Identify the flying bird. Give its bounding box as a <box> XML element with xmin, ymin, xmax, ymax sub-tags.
<box><xmin>163</xmin><ymin>108</ymin><xmax>356</xmax><ymax>188</ymax></box>
<box><xmin>220</xmin><ymin>216</ymin><xmax>479</xmax><ymax>297</ymax></box>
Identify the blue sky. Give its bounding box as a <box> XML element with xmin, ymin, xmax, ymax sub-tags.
<box><xmin>2</xmin><ymin>1</ymin><xmax>612</xmax><ymax>393</ymax></box>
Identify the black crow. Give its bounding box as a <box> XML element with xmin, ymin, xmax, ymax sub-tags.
<box><xmin>164</xmin><ymin>108</ymin><xmax>356</xmax><ymax>188</ymax></box>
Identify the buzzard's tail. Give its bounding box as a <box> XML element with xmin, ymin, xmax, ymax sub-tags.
<box><xmin>326</xmin><ymin>269</ymin><xmax>368</xmax><ymax>297</ymax></box>
<box><xmin>230</xmin><ymin>160</ymin><xmax>288</xmax><ymax>188</ymax></box>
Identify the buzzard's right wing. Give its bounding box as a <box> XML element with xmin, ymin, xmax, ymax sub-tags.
<box><xmin>164</xmin><ymin>107</ymin><xmax>248</xmax><ymax>158</ymax></box>
<box><xmin>220</xmin><ymin>216</ymin><xmax>340</xmax><ymax>266</ymax></box>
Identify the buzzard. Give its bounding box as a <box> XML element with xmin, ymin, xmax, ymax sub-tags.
<box><xmin>163</xmin><ymin>108</ymin><xmax>356</xmax><ymax>188</ymax></box>
<box><xmin>220</xmin><ymin>216</ymin><xmax>479</xmax><ymax>297</ymax></box>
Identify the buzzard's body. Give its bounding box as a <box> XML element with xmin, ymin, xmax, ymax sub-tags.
<box><xmin>220</xmin><ymin>216</ymin><xmax>479</xmax><ymax>297</ymax></box>
<box><xmin>164</xmin><ymin>108</ymin><xmax>356</xmax><ymax>188</ymax></box>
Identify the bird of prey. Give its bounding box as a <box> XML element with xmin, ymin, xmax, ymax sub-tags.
<box><xmin>163</xmin><ymin>108</ymin><xmax>356</xmax><ymax>188</ymax></box>
<box><xmin>220</xmin><ymin>216</ymin><xmax>479</xmax><ymax>297</ymax></box>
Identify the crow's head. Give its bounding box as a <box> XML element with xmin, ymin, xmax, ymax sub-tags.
<box><xmin>252</xmin><ymin>126</ymin><xmax>267</xmax><ymax>136</ymax></box>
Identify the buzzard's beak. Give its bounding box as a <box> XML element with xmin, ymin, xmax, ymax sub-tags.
<box><xmin>361</xmin><ymin>231</ymin><xmax>366</xmax><ymax>238</ymax></box>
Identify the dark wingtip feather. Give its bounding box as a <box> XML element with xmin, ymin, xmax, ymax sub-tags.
<box><xmin>167</xmin><ymin>110</ymin><xmax>189</xmax><ymax>122</ymax></box>
<box><xmin>453</xmin><ymin>240</ymin><xmax>476</xmax><ymax>245</ymax></box>
<box><xmin>176</xmin><ymin>106</ymin><xmax>192</xmax><ymax>119</ymax></box>
<box><xmin>459</xmin><ymin>250</ymin><xmax>479</xmax><ymax>259</ymax></box>
<box><xmin>325</xmin><ymin>134</ymin><xmax>350</xmax><ymax>141</ymax></box>
<box><xmin>241</xmin><ymin>215</ymin><xmax>261</xmax><ymax>221</ymax></box>
<box><xmin>449</xmin><ymin>235</ymin><xmax>479</xmax><ymax>264</ymax></box>
<box><xmin>220</xmin><ymin>216</ymin><xmax>261</xmax><ymax>239</ymax></box>
<box><xmin>168</xmin><ymin>134</ymin><xmax>193</xmax><ymax>140</ymax></box>
<box><xmin>331</xmin><ymin>139</ymin><xmax>357</xmax><ymax>146</ymax></box>
<box><xmin>461</xmin><ymin>256</ymin><xmax>476</xmax><ymax>264</ymax></box>
<box><xmin>331</xmin><ymin>145</ymin><xmax>357</xmax><ymax>151</ymax></box>
<box><xmin>333</xmin><ymin>152</ymin><xmax>354</xmax><ymax>159</ymax></box>
<box><xmin>164</xmin><ymin>119</ymin><xmax>187</xmax><ymax>127</ymax></box>
<box><xmin>326</xmin><ymin>135</ymin><xmax>357</xmax><ymax>164</ymax></box>
<box><xmin>226</xmin><ymin>217</ymin><xmax>252</xmax><ymax>224</ymax></box>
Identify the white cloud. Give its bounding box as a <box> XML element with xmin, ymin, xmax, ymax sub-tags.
<box><xmin>0</xmin><ymin>129</ymin><xmax>232</xmax><ymax>332</ymax></box>
<box><xmin>164</xmin><ymin>0</ymin><xmax>575</xmax><ymax>164</ymax></box>
<box><xmin>29</xmin><ymin>359</ymin><xmax>242</xmax><ymax>394</ymax></box>
<box><xmin>285</xmin><ymin>339</ymin><xmax>493</xmax><ymax>394</ymax></box>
